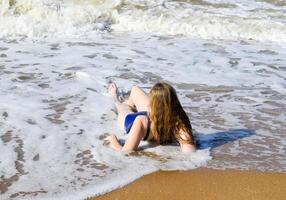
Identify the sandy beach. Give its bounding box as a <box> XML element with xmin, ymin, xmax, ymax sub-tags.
<box><xmin>90</xmin><ymin>168</ymin><xmax>286</xmax><ymax>200</ymax></box>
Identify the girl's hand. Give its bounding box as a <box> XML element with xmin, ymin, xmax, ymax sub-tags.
<box><xmin>106</xmin><ymin>134</ymin><xmax>117</xmax><ymax>143</ymax></box>
<box><xmin>105</xmin><ymin>134</ymin><xmax>123</xmax><ymax>151</ymax></box>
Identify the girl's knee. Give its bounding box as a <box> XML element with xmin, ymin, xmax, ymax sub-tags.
<box><xmin>131</xmin><ymin>85</ymin><xmax>141</xmax><ymax>96</ymax></box>
<box><xmin>132</xmin><ymin>85</ymin><xmax>140</xmax><ymax>91</ymax></box>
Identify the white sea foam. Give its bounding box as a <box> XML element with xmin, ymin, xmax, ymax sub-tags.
<box><xmin>0</xmin><ymin>36</ymin><xmax>213</xmax><ymax>200</ymax></box>
<box><xmin>0</xmin><ymin>0</ymin><xmax>285</xmax><ymax>42</ymax></box>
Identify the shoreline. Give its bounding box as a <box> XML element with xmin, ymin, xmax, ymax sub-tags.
<box><xmin>88</xmin><ymin>168</ymin><xmax>286</xmax><ymax>200</ymax></box>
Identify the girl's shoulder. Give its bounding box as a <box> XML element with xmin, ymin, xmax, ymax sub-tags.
<box><xmin>177</xmin><ymin>128</ymin><xmax>194</xmax><ymax>144</ymax></box>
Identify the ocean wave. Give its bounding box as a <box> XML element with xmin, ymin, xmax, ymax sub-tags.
<box><xmin>0</xmin><ymin>0</ymin><xmax>285</xmax><ymax>42</ymax></box>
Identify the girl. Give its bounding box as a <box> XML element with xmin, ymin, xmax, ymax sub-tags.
<box><xmin>106</xmin><ymin>82</ymin><xmax>196</xmax><ymax>153</ymax></box>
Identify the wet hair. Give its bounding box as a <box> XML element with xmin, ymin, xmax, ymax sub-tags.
<box><xmin>149</xmin><ymin>82</ymin><xmax>195</xmax><ymax>145</ymax></box>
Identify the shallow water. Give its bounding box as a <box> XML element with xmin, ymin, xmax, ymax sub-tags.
<box><xmin>0</xmin><ymin>34</ymin><xmax>285</xmax><ymax>200</ymax></box>
<box><xmin>0</xmin><ymin>0</ymin><xmax>286</xmax><ymax>199</ymax></box>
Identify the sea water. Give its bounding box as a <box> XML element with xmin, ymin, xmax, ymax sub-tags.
<box><xmin>0</xmin><ymin>0</ymin><xmax>285</xmax><ymax>199</ymax></box>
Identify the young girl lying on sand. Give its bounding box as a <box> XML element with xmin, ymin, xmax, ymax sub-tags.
<box><xmin>106</xmin><ymin>82</ymin><xmax>196</xmax><ymax>153</ymax></box>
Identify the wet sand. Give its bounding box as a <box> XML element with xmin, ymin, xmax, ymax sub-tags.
<box><xmin>89</xmin><ymin>168</ymin><xmax>286</xmax><ymax>200</ymax></box>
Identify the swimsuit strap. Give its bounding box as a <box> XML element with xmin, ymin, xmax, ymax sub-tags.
<box><xmin>142</xmin><ymin>116</ymin><xmax>151</xmax><ymax>141</ymax></box>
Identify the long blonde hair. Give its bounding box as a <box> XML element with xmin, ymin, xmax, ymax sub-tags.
<box><xmin>149</xmin><ymin>82</ymin><xmax>195</xmax><ymax>145</ymax></box>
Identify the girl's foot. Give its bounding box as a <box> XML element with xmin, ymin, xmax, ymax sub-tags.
<box><xmin>108</xmin><ymin>83</ymin><xmax>119</xmax><ymax>102</ymax></box>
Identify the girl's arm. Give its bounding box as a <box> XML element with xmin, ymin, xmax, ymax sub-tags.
<box><xmin>107</xmin><ymin>116</ymin><xmax>146</xmax><ymax>152</ymax></box>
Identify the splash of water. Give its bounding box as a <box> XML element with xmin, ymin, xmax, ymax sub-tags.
<box><xmin>0</xmin><ymin>0</ymin><xmax>285</xmax><ymax>41</ymax></box>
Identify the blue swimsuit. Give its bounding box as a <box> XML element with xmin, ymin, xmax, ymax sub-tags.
<box><xmin>124</xmin><ymin>111</ymin><xmax>151</xmax><ymax>141</ymax></box>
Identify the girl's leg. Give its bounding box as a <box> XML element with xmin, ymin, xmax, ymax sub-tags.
<box><xmin>109</xmin><ymin>83</ymin><xmax>133</xmax><ymax>130</ymax></box>
<box><xmin>123</xmin><ymin>86</ymin><xmax>149</xmax><ymax>112</ymax></box>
